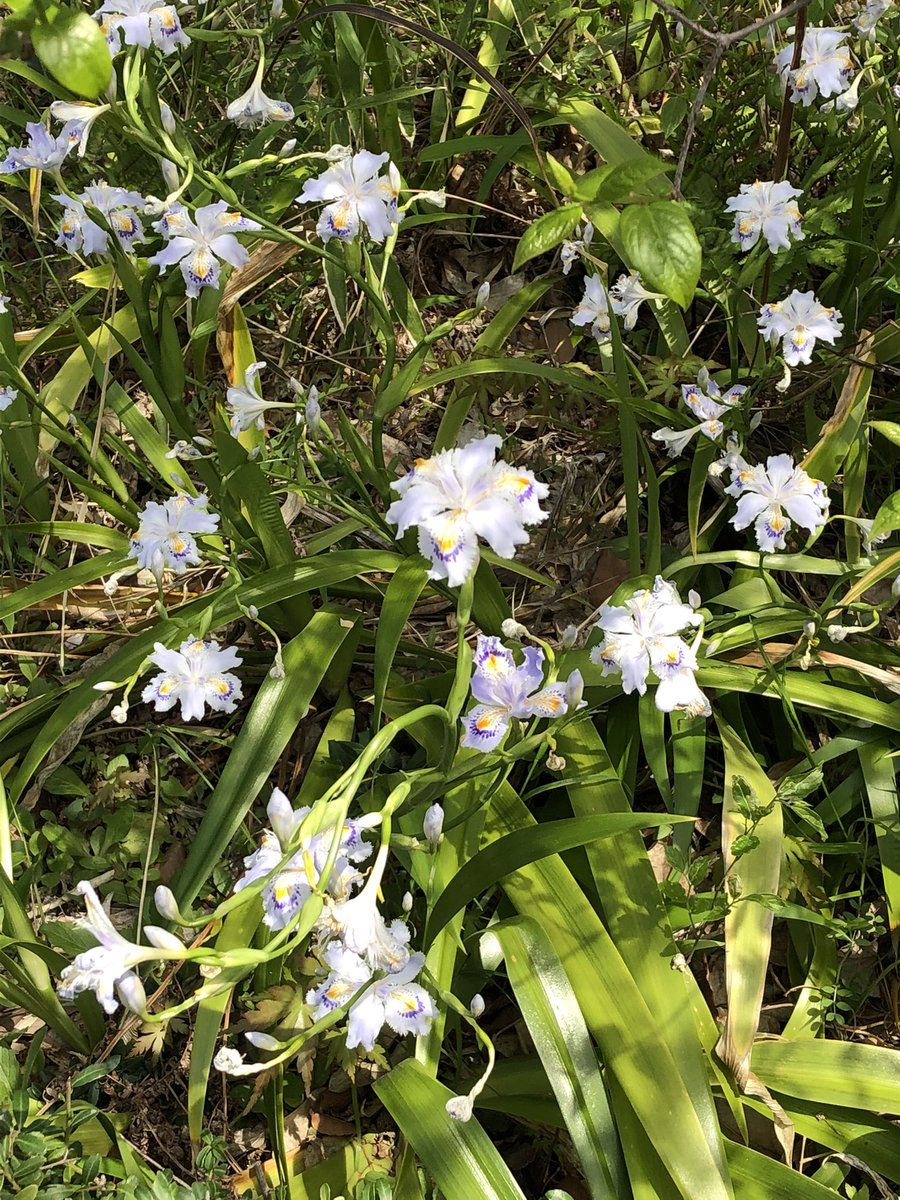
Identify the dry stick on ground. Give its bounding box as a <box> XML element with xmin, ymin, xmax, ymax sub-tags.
<box><xmin>653</xmin><ymin>0</ymin><xmax>809</xmax><ymax>197</ymax></box>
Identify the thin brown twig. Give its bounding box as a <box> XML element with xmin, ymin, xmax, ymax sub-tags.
<box><xmin>653</xmin><ymin>0</ymin><xmax>808</xmax><ymax>47</ymax></box>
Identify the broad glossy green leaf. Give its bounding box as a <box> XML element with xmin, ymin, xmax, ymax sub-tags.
<box><xmin>373</xmin><ymin>558</ymin><xmax>430</xmax><ymax>727</ymax></box>
<box><xmin>619</xmin><ymin>202</ymin><xmax>701</xmax><ymax>309</ymax></box>
<box><xmin>483</xmin><ymin>917</ymin><xmax>624</xmax><ymax>1199</ymax></box>
<box><xmin>512</xmin><ymin>204</ymin><xmax>581</xmax><ymax>271</ymax></box>
<box><xmin>726</xmin><ymin>1142</ymin><xmax>839</xmax><ymax>1199</ymax></box>
<box><xmin>553</xmin><ymin>99</ymin><xmax>658</xmax><ymax>166</ymax></box>
<box><xmin>31</xmin><ymin>8</ymin><xmax>112</xmax><ymax>98</ymax></box>
<box><xmin>375</xmin><ymin>1059</ymin><xmax>527</xmax><ymax>1200</ymax></box>
<box><xmin>753</xmin><ymin>1040</ymin><xmax>900</xmax><ymax>1113</ymax></box>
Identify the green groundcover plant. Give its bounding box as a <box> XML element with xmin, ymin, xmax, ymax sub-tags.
<box><xmin>1</xmin><ymin>0</ymin><xmax>900</xmax><ymax>1196</ymax></box>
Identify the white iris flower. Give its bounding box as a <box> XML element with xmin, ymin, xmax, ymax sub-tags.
<box><xmin>591</xmin><ymin>578</ymin><xmax>710</xmax><ymax>718</ymax></box>
<box><xmin>49</xmin><ymin>102</ymin><xmax>110</xmax><ymax>157</ymax></box>
<box><xmin>385</xmin><ymin>434</ymin><xmax>549</xmax><ymax>588</ymax></box>
<box><xmin>725</xmin><ymin>453</ymin><xmax>829</xmax><ymax>552</ymax></box>
<box><xmin>560</xmin><ymin>221</ymin><xmax>593</xmax><ymax>275</ymax></box>
<box><xmin>855</xmin><ymin>0</ymin><xmax>892</xmax><ymax>40</ymax></box>
<box><xmin>225</xmin><ymin>361</ymin><xmax>295</xmax><ymax>438</ymax></box>
<box><xmin>570</xmin><ymin>274</ymin><xmax>612</xmax><ymax>344</ymax></box>
<box><xmin>725</xmin><ymin>181</ymin><xmax>804</xmax><ymax>254</ymax></box>
<box><xmin>57</xmin><ymin>881</ymin><xmax>185</xmax><ymax>1016</ymax></box>
<box><xmin>776</xmin><ymin>27</ymin><xmax>854</xmax><ymax>106</ymax></box>
<box><xmin>461</xmin><ymin>635</ymin><xmax>575</xmax><ymax>752</ymax></box>
<box><xmin>0</xmin><ymin>295</ymin><xmax>8</xmax><ymax>314</ymax></box>
<box><xmin>148</xmin><ymin>201</ymin><xmax>261</xmax><ymax>298</ymax></box>
<box><xmin>652</xmin><ymin>368</ymin><xmax>747</xmax><ymax>458</ymax></box>
<box><xmin>609</xmin><ymin>271</ymin><xmax>656</xmax><ymax>330</ymax></box>
<box><xmin>53</xmin><ymin>182</ymin><xmax>146</xmax><ymax>257</ymax></box>
<box><xmin>307</xmin><ymin>945</ymin><xmax>436</xmax><ymax>1051</ymax></box>
<box><xmin>758</xmin><ymin>289</ymin><xmax>843</xmax><ymax>366</ymax></box>
<box><xmin>94</xmin><ymin>0</ymin><xmax>190</xmax><ymax>54</ymax></box>
<box><xmin>0</xmin><ymin>386</ymin><xmax>18</xmax><ymax>414</ymax></box>
<box><xmin>226</xmin><ymin>58</ymin><xmax>293</xmax><ymax>129</ymax></box>
<box><xmin>141</xmin><ymin>636</ymin><xmax>243</xmax><ymax>722</ymax></box>
<box><xmin>297</xmin><ymin>150</ymin><xmax>402</xmax><ymax>243</ymax></box>
<box><xmin>0</xmin><ymin>121</ymin><xmax>82</xmax><ymax>174</ymax></box>
<box><xmin>130</xmin><ymin>492</ymin><xmax>219</xmax><ymax>580</ymax></box>
<box><xmin>233</xmin><ymin>787</ymin><xmax>375</xmax><ymax>930</ymax></box>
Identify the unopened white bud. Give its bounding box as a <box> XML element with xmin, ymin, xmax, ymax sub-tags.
<box><xmin>161</xmin><ymin>158</ymin><xmax>179</xmax><ymax>194</ymax></box>
<box><xmin>423</xmin><ymin>802</ymin><xmax>444</xmax><ymax>848</ymax></box>
<box><xmin>470</xmin><ymin>993</ymin><xmax>485</xmax><ymax>1018</ymax></box>
<box><xmin>279</xmin><ymin>138</ymin><xmax>297</xmax><ymax>158</ymax></box>
<box><xmin>446</xmin><ymin>1095</ymin><xmax>474</xmax><ymax>1122</ymax></box>
<box><xmin>305</xmin><ymin>386</ymin><xmax>321</xmax><ymax>436</ymax></box>
<box><xmin>247</xmin><ymin>604</ymin><xmax>259</xmax><ymax>619</ymax></box>
<box><xmin>696</xmin><ymin>365</ymin><xmax>709</xmax><ymax>390</ymax></box>
<box><xmin>192</xmin><ymin>435</ymin><xmax>215</xmax><ymax>448</ymax></box>
<box><xmin>104</xmin><ymin>72</ymin><xmax>118</xmax><ymax>103</ymax></box>
<box><xmin>565</xmin><ymin>669</ymin><xmax>584</xmax><ymax>710</ymax></box>
<box><xmin>160</xmin><ymin>102</ymin><xmax>176</xmax><ymax>136</ymax></box>
<box><xmin>270</xmin><ymin>0</ymin><xmax>283</xmax><ymax>17</ymax></box>
<box><xmin>892</xmin><ymin>574</ymin><xmax>900</xmax><ymax>598</ymax></box>
<box><xmin>561</xmin><ymin>623</ymin><xmax>578</xmax><ymax>649</ymax></box>
<box><xmin>749</xmin><ymin>411</ymin><xmax>763</xmax><ymax>431</ymax></box>
<box><xmin>688</xmin><ymin>589</ymin><xmax>701</xmax><ymax>609</ymax></box>
<box><xmin>117</xmin><ymin>973</ymin><xmax>148</xmax><ymax>1016</ymax></box>
<box><xmin>501</xmin><ymin>618</ymin><xmax>528</xmax><ymax>640</ymax></box>
<box><xmin>245</xmin><ymin>1031</ymin><xmax>281</xmax><ymax>1049</ymax></box>
<box><xmin>804</xmin><ymin>621</ymin><xmax>816</xmax><ymax>637</ymax></box>
<box><xmin>154</xmin><ymin>885</ymin><xmax>180</xmax><ymax>921</ymax></box>
<box><xmin>93</xmin><ymin>679</ymin><xmax>120</xmax><ymax>693</ymax></box>
<box><xmin>402</xmin><ymin>891</ymin><xmax>413</xmax><ymax>912</ymax></box>
<box><xmin>269</xmin><ymin>654</ymin><xmax>285</xmax><ymax>680</ymax></box>
<box><xmin>474</xmin><ymin>281</ymin><xmax>491</xmax><ymax>313</ymax></box>
<box><xmin>110</xmin><ymin>702</ymin><xmax>128</xmax><ymax>724</ymax></box>
<box><xmin>144</xmin><ymin>925</ymin><xmax>185</xmax><ymax>952</ymax></box>
<box><xmin>674</xmin><ymin>20</ymin><xmax>685</xmax><ymax>40</ymax></box>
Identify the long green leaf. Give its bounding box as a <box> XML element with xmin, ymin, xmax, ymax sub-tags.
<box><xmin>858</xmin><ymin>739</ymin><xmax>900</xmax><ymax>937</ymax></box>
<box><xmin>752</xmin><ymin>1040</ymin><xmax>900</xmax><ymax>1113</ymax></box>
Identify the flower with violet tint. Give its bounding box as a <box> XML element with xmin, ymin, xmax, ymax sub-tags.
<box><xmin>54</xmin><ymin>182</ymin><xmax>146</xmax><ymax>257</ymax></box>
<box><xmin>233</xmin><ymin>787</ymin><xmax>374</xmax><ymax>930</ymax></box>
<box><xmin>560</xmin><ymin>221</ymin><xmax>593</xmax><ymax>276</ymax></box>
<box><xmin>94</xmin><ymin>0</ymin><xmax>190</xmax><ymax>54</ymax></box>
<box><xmin>856</xmin><ymin>0</ymin><xmax>892</xmax><ymax>39</ymax></box>
<box><xmin>225</xmin><ymin>361</ymin><xmax>278</xmax><ymax>437</ymax></box>
<box><xmin>0</xmin><ymin>295</ymin><xmax>8</xmax><ymax>314</ymax></box>
<box><xmin>461</xmin><ymin>634</ymin><xmax>574</xmax><ymax>752</ymax></box>
<box><xmin>570</xmin><ymin>274</ymin><xmax>611</xmax><ymax>344</ymax></box>
<box><xmin>148</xmin><ymin>200</ymin><xmax>261</xmax><ymax>298</ymax></box>
<box><xmin>0</xmin><ymin>386</ymin><xmax>18</xmax><ymax>414</ymax></box>
<box><xmin>57</xmin><ymin>880</ymin><xmax>184</xmax><ymax>1016</ymax></box>
<box><xmin>308</xmin><ymin>945</ymin><xmax>436</xmax><ymax>1051</ymax></box>
<box><xmin>776</xmin><ymin>27</ymin><xmax>854</xmax><ymax>105</ymax></box>
<box><xmin>652</xmin><ymin>367</ymin><xmax>746</xmax><ymax>458</ymax></box>
<box><xmin>758</xmin><ymin>289</ymin><xmax>843</xmax><ymax>366</ymax></box>
<box><xmin>591</xmin><ymin>577</ymin><xmax>711</xmax><ymax>718</ymax></box>
<box><xmin>142</xmin><ymin>636</ymin><xmax>243</xmax><ymax>721</ymax></box>
<box><xmin>385</xmin><ymin>434</ymin><xmax>549</xmax><ymax>587</ymax></box>
<box><xmin>130</xmin><ymin>492</ymin><xmax>219</xmax><ymax>581</ymax></box>
<box><xmin>725</xmin><ymin>180</ymin><xmax>804</xmax><ymax>254</ymax></box>
<box><xmin>50</xmin><ymin>101</ymin><xmax>110</xmax><ymax>157</ymax></box>
<box><xmin>0</xmin><ymin>121</ymin><xmax>82</xmax><ymax>174</ymax></box>
<box><xmin>725</xmin><ymin>453</ymin><xmax>829</xmax><ymax>552</ymax></box>
<box><xmin>609</xmin><ymin>271</ymin><xmax>656</xmax><ymax>330</ymax></box>
<box><xmin>297</xmin><ymin>150</ymin><xmax>402</xmax><ymax>244</ymax></box>
<box><xmin>226</xmin><ymin>57</ymin><xmax>293</xmax><ymax>129</ymax></box>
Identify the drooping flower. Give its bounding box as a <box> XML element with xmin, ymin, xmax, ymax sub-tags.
<box><xmin>130</xmin><ymin>492</ymin><xmax>219</xmax><ymax>580</ymax></box>
<box><xmin>855</xmin><ymin>0</ymin><xmax>892</xmax><ymax>40</ymax></box>
<box><xmin>776</xmin><ymin>27</ymin><xmax>854</xmax><ymax>106</ymax></box>
<box><xmin>591</xmin><ymin>578</ymin><xmax>711</xmax><ymax>717</ymax></box>
<box><xmin>226</xmin><ymin>361</ymin><xmax>268</xmax><ymax>436</ymax></box>
<box><xmin>53</xmin><ymin>182</ymin><xmax>146</xmax><ymax>257</ymax></box>
<box><xmin>0</xmin><ymin>386</ymin><xmax>18</xmax><ymax>413</ymax></box>
<box><xmin>57</xmin><ymin>881</ymin><xmax>184</xmax><ymax>1016</ymax></box>
<box><xmin>141</xmin><ymin>636</ymin><xmax>243</xmax><ymax>721</ymax></box>
<box><xmin>609</xmin><ymin>271</ymin><xmax>656</xmax><ymax>330</ymax></box>
<box><xmin>462</xmin><ymin>635</ymin><xmax>574</xmax><ymax>751</ymax></box>
<box><xmin>652</xmin><ymin>368</ymin><xmax>747</xmax><ymax>458</ymax></box>
<box><xmin>725</xmin><ymin>180</ymin><xmax>804</xmax><ymax>254</ymax></box>
<box><xmin>226</xmin><ymin>58</ymin><xmax>293</xmax><ymax>129</ymax></box>
<box><xmin>725</xmin><ymin>453</ymin><xmax>829</xmax><ymax>551</ymax></box>
<box><xmin>385</xmin><ymin>434</ymin><xmax>549</xmax><ymax>587</ymax></box>
<box><xmin>326</xmin><ymin>885</ymin><xmax>412</xmax><ymax>973</ymax></box>
<box><xmin>0</xmin><ymin>121</ymin><xmax>82</xmax><ymax>175</ymax></box>
<box><xmin>560</xmin><ymin>221</ymin><xmax>593</xmax><ymax>275</ymax></box>
<box><xmin>233</xmin><ymin>788</ymin><xmax>375</xmax><ymax>930</ymax></box>
<box><xmin>148</xmin><ymin>200</ymin><xmax>261</xmax><ymax>298</ymax></box>
<box><xmin>570</xmin><ymin>274</ymin><xmax>611</xmax><ymax>344</ymax></box>
<box><xmin>297</xmin><ymin>150</ymin><xmax>402</xmax><ymax>243</ymax></box>
<box><xmin>307</xmin><ymin>945</ymin><xmax>436</xmax><ymax>1051</ymax></box>
<box><xmin>94</xmin><ymin>0</ymin><xmax>190</xmax><ymax>54</ymax></box>
<box><xmin>758</xmin><ymin>290</ymin><xmax>843</xmax><ymax>366</ymax></box>
<box><xmin>49</xmin><ymin>102</ymin><xmax>110</xmax><ymax>157</ymax></box>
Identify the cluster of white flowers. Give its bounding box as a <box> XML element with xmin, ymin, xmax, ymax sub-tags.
<box><xmin>94</xmin><ymin>0</ymin><xmax>190</xmax><ymax>55</ymax></box>
<box><xmin>225</xmin><ymin>361</ymin><xmax>298</xmax><ymax>438</ymax></box>
<box><xmin>297</xmin><ymin>150</ymin><xmax>402</xmax><ymax>244</ymax></box>
<box><xmin>591</xmin><ymin>578</ymin><xmax>710</xmax><ymax>717</ymax></box>
<box><xmin>570</xmin><ymin>272</ymin><xmax>654</xmax><ymax>344</ymax></box>
<box><xmin>652</xmin><ymin>368</ymin><xmax>747</xmax><ymax>459</ymax></box>
<box><xmin>130</xmin><ymin>492</ymin><xmax>219</xmax><ymax>580</ymax></box>
<box><xmin>57</xmin><ymin>881</ymin><xmax>185</xmax><ymax>1016</ymax></box>
<box><xmin>148</xmin><ymin>201</ymin><xmax>261</xmax><ymax>298</ymax></box>
<box><xmin>758</xmin><ymin>290</ymin><xmax>843</xmax><ymax>366</ymax></box>
<box><xmin>54</xmin><ymin>182</ymin><xmax>146</xmax><ymax>257</ymax></box>
<box><xmin>724</xmin><ymin>452</ymin><xmax>829</xmax><ymax>552</ymax></box>
<box><xmin>725</xmin><ymin>180</ymin><xmax>804</xmax><ymax>254</ymax></box>
<box><xmin>142</xmin><ymin>636</ymin><xmax>243</xmax><ymax>722</ymax></box>
<box><xmin>386</xmin><ymin>434</ymin><xmax>549</xmax><ymax>587</ymax></box>
<box><xmin>560</xmin><ymin>220</ymin><xmax>593</xmax><ymax>275</ymax></box>
<box><xmin>462</xmin><ymin>635</ymin><xmax>580</xmax><ymax>752</ymax></box>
